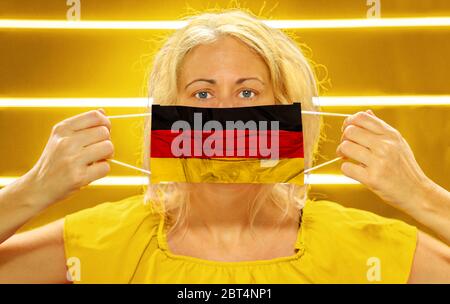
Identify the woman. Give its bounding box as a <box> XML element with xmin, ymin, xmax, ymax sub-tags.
<box><xmin>0</xmin><ymin>10</ymin><xmax>449</xmax><ymax>283</ymax></box>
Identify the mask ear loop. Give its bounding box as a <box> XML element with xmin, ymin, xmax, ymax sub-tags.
<box><xmin>105</xmin><ymin>111</ymin><xmax>351</xmax><ymax>176</ymax></box>
<box><xmin>108</xmin><ymin>159</ymin><xmax>151</xmax><ymax>175</ymax></box>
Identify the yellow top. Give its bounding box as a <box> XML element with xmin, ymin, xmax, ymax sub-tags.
<box><xmin>63</xmin><ymin>194</ymin><xmax>417</xmax><ymax>283</ymax></box>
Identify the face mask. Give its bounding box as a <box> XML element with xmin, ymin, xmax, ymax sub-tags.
<box><xmin>150</xmin><ymin>103</ymin><xmax>304</xmax><ymax>185</ymax></box>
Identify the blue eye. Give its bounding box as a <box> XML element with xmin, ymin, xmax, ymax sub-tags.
<box><xmin>194</xmin><ymin>91</ymin><xmax>213</xmax><ymax>100</ymax></box>
<box><xmin>239</xmin><ymin>89</ymin><xmax>256</xmax><ymax>99</ymax></box>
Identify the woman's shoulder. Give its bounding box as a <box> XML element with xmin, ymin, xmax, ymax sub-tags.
<box><xmin>303</xmin><ymin>199</ymin><xmax>416</xmax><ymax>230</ymax></box>
<box><xmin>301</xmin><ymin>199</ymin><xmax>418</xmax><ymax>243</ymax></box>
<box><xmin>65</xmin><ymin>193</ymin><xmax>160</xmax><ymax>224</ymax></box>
<box><xmin>63</xmin><ymin>193</ymin><xmax>162</xmax><ymax>283</ymax></box>
<box><xmin>64</xmin><ymin>194</ymin><xmax>161</xmax><ymax>250</ymax></box>
<box><xmin>64</xmin><ymin>193</ymin><xmax>162</xmax><ymax>240</ymax></box>
<box><xmin>300</xmin><ymin>199</ymin><xmax>418</xmax><ymax>283</ymax></box>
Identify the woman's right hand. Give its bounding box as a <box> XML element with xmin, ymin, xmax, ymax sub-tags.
<box><xmin>26</xmin><ymin>109</ymin><xmax>114</xmax><ymax>208</ymax></box>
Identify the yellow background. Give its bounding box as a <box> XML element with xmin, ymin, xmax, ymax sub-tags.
<box><xmin>0</xmin><ymin>1</ymin><xmax>449</xmax><ymax>238</ymax></box>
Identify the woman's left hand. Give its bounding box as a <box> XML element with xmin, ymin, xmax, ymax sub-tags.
<box><xmin>336</xmin><ymin>110</ymin><xmax>431</xmax><ymax>213</ymax></box>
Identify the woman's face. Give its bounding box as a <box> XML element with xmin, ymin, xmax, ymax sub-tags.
<box><xmin>176</xmin><ymin>35</ymin><xmax>276</xmax><ymax>194</ymax></box>
<box><xmin>177</xmin><ymin>35</ymin><xmax>275</xmax><ymax>107</ymax></box>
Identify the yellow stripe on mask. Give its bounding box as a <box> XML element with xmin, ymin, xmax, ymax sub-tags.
<box><xmin>150</xmin><ymin>158</ymin><xmax>304</xmax><ymax>185</ymax></box>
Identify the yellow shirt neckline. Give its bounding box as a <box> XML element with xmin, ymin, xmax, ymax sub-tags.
<box><xmin>155</xmin><ymin>204</ymin><xmax>306</xmax><ymax>267</ymax></box>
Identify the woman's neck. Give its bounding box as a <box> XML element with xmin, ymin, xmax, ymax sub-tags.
<box><xmin>184</xmin><ymin>184</ymin><xmax>297</xmax><ymax>241</ymax></box>
<box><xmin>165</xmin><ymin>183</ymin><xmax>302</xmax><ymax>260</ymax></box>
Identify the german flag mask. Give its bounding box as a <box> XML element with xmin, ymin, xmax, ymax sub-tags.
<box><xmin>150</xmin><ymin>103</ymin><xmax>304</xmax><ymax>185</ymax></box>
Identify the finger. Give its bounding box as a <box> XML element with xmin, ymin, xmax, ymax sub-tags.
<box><xmin>84</xmin><ymin>160</ymin><xmax>111</xmax><ymax>183</ymax></box>
<box><xmin>336</xmin><ymin>140</ymin><xmax>372</xmax><ymax>166</ymax></box>
<box><xmin>64</xmin><ymin>110</ymin><xmax>111</xmax><ymax>132</ymax></box>
<box><xmin>342</xmin><ymin>111</ymin><xmax>387</xmax><ymax>135</ymax></box>
<box><xmin>341</xmin><ymin>162</ymin><xmax>368</xmax><ymax>184</ymax></box>
<box><xmin>366</xmin><ymin>109</ymin><xmax>376</xmax><ymax>116</ymax></box>
<box><xmin>80</xmin><ymin>140</ymin><xmax>114</xmax><ymax>165</ymax></box>
<box><xmin>341</xmin><ymin>125</ymin><xmax>379</xmax><ymax>150</ymax></box>
<box><xmin>74</xmin><ymin>126</ymin><xmax>111</xmax><ymax>147</ymax></box>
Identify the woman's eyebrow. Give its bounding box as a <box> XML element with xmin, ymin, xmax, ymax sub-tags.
<box><xmin>184</xmin><ymin>77</ymin><xmax>264</xmax><ymax>90</ymax></box>
<box><xmin>236</xmin><ymin>77</ymin><xmax>265</xmax><ymax>85</ymax></box>
<box><xmin>184</xmin><ymin>79</ymin><xmax>216</xmax><ymax>89</ymax></box>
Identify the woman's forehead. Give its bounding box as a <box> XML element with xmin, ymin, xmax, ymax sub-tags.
<box><xmin>179</xmin><ymin>36</ymin><xmax>270</xmax><ymax>83</ymax></box>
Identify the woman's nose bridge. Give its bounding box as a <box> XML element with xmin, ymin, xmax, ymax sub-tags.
<box><xmin>213</xmin><ymin>78</ymin><xmax>242</xmax><ymax>107</ymax></box>
<box><xmin>214</xmin><ymin>98</ymin><xmax>241</xmax><ymax>108</ymax></box>
<box><xmin>216</xmin><ymin>88</ymin><xmax>239</xmax><ymax>107</ymax></box>
<box><xmin>216</xmin><ymin>98</ymin><xmax>239</xmax><ymax>107</ymax></box>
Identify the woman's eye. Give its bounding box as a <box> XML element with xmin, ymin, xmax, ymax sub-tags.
<box><xmin>238</xmin><ymin>89</ymin><xmax>256</xmax><ymax>99</ymax></box>
<box><xmin>194</xmin><ymin>91</ymin><xmax>213</xmax><ymax>100</ymax></box>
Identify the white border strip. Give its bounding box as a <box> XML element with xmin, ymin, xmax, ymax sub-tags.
<box><xmin>1</xmin><ymin>96</ymin><xmax>450</xmax><ymax>108</ymax></box>
<box><xmin>0</xmin><ymin>174</ymin><xmax>360</xmax><ymax>187</ymax></box>
<box><xmin>1</xmin><ymin>18</ymin><xmax>450</xmax><ymax>30</ymax></box>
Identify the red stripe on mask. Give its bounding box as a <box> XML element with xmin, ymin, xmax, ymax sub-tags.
<box><xmin>150</xmin><ymin>130</ymin><xmax>304</xmax><ymax>158</ymax></box>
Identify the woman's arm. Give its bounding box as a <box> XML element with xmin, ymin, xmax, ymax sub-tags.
<box><xmin>0</xmin><ymin>219</ymin><xmax>70</xmax><ymax>283</ymax></box>
<box><xmin>408</xmin><ymin>230</ymin><xmax>450</xmax><ymax>283</ymax></box>
<box><xmin>337</xmin><ymin>110</ymin><xmax>450</xmax><ymax>245</ymax></box>
<box><xmin>0</xmin><ymin>171</ymin><xmax>50</xmax><ymax>244</ymax></box>
<box><xmin>407</xmin><ymin>178</ymin><xmax>450</xmax><ymax>246</ymax></box>
<box><xmin>0</xmin><ymin>109</ymin><xmax>112</xmax><ymax>244</ymax></box>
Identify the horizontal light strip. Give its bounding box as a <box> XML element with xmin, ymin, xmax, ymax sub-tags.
<box><xmin>90</xmin><ymin>176</ymin><xmax>149</xmax><ymax>186</ymax></box>
<box><xmin>0</xmin><ymin>174</ymin><xmax>359</xmax><ymax>187</ymax></box>
<box><xmin>0</xmin><ymin>98</ymin><xmax>151</xmax><ymax>107</ymax></box>
<box><xmin>0</xmin><ymin>176</ymin><xmax>148</xmax><ymax>187</ymax></box>
<box><xmin>313</xmin><ymin>96</ymin><xmax>450</xmax><ymax>106</ymax></box>
<box><xmin>0</xmin><ymin>20</ymin><xmax>187</xmax><ymax>30</ymax></box>
<box><xmin>265</xmin><ymin>18</ymin><xmax>450</xmax><ymax>29</ymax></box>
<box><xmin>305</xmin><ymin>174</ymin><xmax>360</xmax><ymax>185</ymax></box>
<box><xmin>1</xmin><ymin>96</ymin><xmax>450</xmax><ymax>108</ymax></box>
<box><xmin>1</xmin><ymin>18</ymin><xmax>450</xmax><ymax>30</ymax></box>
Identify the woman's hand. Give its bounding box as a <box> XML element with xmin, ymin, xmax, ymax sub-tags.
<box><xmin>0</xmin><ymin>109</ymin><xmax>113</xmax><ymax>244</ymax></box>
<box><xmin>26</xmin><ymin>109</ymin><xmax>114</xmax><ymax>209</ymax></box>
<box><xmin>337</xmin><ymin>110</ymin><xmax>450</xmax><ymax>245</ymax></box>
<box><xmin>336</xmin><ymin>110</ymin><xmax>430</xmax><ymax>212</ymax></box>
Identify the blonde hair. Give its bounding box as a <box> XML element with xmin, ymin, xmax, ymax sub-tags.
<box><xmin>142</xmin><ymin>9</ymin><xmax>323</xmax><ymax>235</ymax></box>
